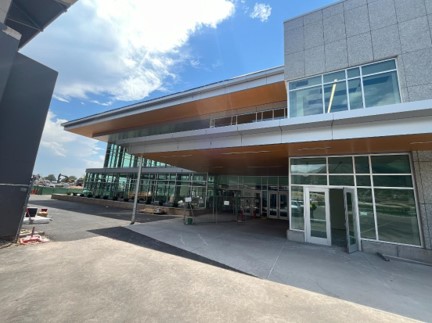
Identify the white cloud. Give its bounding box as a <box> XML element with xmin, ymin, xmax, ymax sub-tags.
<box><xmin>39</xmin><ymin>111</ymin><xmax>75</xmax><ymax>157</ymax></box>
<box><xmin>34</xmin><ymin>111</ymin><xmax>105</xmax><ymax>176</ymax></box>
<box><xmin>23</xmin><ymin>0</ymin><xmax>235</xmax><ymax>103</ymax></box>
<box><xmin>52</xmin><ymin>95</ymin><xmax>70</xmax><ymax>103</ymax></box>
<box><xmin>90</xmin><ymin>99</ymin><xmax>113</xmax><ymax>107</ymax></box>
<box><xmin>250</xmin><ymin>3</ymin><xmax>272</xmax><ymax>22</ymax></box>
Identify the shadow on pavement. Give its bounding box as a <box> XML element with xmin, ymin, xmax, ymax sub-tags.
<box><xmin>89</xmin><ymin>226</ymin><xmax>252</xmax><ymax>276</ymax></box>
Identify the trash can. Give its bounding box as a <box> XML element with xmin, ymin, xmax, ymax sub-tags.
<box><xmin>26</xmin><ymin>207</ymin><xmax>38</xmax><ymax>217</ymax></box>
<box><xmin>186</xmin><ymin>217</ymin><xmax>193</xmax><ymax>225</ymax></box>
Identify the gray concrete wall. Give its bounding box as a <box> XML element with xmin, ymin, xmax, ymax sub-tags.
<box><xmin>287</xmin><ymin>229</ymin><xmax>305</xmax><ymax>243</ymax></box>
<box><xmin>362</xmin><ymin>239</ymin><xmax>432</xmax><ymax>264</ymax></box>
<box><xmin>284</xmin><ymin>0</ymin><xmax>432</xmax><ymax>102</ymax></box>
<box><xmin>412</xmin><ymin>151</ymin><xmax>432</xmax><ymax>250</ymax></box>
<box><xmin>0</xmin><ymin>52</ymin><xmax>58</xmax><ymax>240</ymax></box>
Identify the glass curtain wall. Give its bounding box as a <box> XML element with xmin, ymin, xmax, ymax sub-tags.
<box><xmin>104</xmin><ymin>143</ymin><xmax>170</xmax><ymax>169</ymax></box>
<box><xmin>289</xmin><ymin>154</ymin><xmax>421</xmax><ymax>246</ymax></box>
<box><xmin>288</xmin><ymin>59</ymin><xmax>401</xmax><ymax>118</ymax></box>
<box><xmin>212</xmin><ymin>175</ymin><xmax>289</xmax><ymax>216</ymax></box>
<box><xmin>84</xmin><ymin>171</ymin><xmax>209</xmax><ymax>208</ymax></box>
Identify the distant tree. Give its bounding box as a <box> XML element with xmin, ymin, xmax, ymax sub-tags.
<box><xmin>68</xmin><ymin>175</ymin><xmax>77</xmax><ymax>183</ymax></box>
<box><xmin>45</xmin><ymin>174</ymin><xmax>56</xmax><ymax>182</ymax></box>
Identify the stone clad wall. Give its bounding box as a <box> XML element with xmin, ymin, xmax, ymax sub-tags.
<box><xmin>284</xmin><ymin>0</ymin><xmax>432</xmax><ymax>102</ymax></box>
<box><xmin>413</xmin><ymin>151</ymin><xmax>432</xmax><ymax>250</ymax></box>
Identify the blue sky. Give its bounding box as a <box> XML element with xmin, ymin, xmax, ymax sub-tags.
<box><xmin>22</xmin><ymin>0</ymin><xmax>339</xmax><ymax>178</ymax></box>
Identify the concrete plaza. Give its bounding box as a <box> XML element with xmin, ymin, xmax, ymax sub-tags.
<box><xmin>0</xmin><ymin>196</ymin><xmax>430</xmax><ymax>322</ymax></box>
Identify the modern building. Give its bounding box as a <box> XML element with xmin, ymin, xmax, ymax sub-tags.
<box><xmin>64</xmin><ymin>0</ymin><xmax>432</xmax><ymax>262</ymax></box>
<box><xmin>0</xmin><ymin>0</ymin><xmax>77</xmax><ymax>240</ymax></box>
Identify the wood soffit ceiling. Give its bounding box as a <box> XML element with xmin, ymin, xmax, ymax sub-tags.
<box><xmin>139</xmin><ymin>134</ymin><xmax>432</xmax><ymax>176</ymax></box>
<box><xmin>68</xmin><ymin>82</ymin><xmax>287</xmax><ymax>138</ymax></box>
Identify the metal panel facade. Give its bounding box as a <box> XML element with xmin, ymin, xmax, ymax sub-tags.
<box><xmin>0</xmin><ymin>52</ymin><xmax>57</xmax><ymax>239</ymax></box>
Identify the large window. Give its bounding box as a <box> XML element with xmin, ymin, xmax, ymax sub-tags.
<box><xmin>103</xmin><ymin>143</ymin><xmax>171</xmax><ymax>169</ymax></box>
<box><xmin>289</xmin><ymin>154</ymin><xmax>421</xmax><ymax>246</ymax></box>
<box><xmin>210</xmin><ymin>106</ymin><xmax>287</xmax><ymax>128</ymax></box>
<box><xmin>288</xmin><ymin>60</ymin><xmax>401</xmax><ymax>118</ymax></box>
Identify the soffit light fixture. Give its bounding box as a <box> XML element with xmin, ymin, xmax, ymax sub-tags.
<box><xmin>221</xmin><ymin>150</ymin><xmax>271</xmax><ymax>155</ymax></box>
<box><xmin>160</xmin><ymin>154</ymin><xmax>193</xmax><ymax>158</ymax></box>
<box><xmin>409</xmin><ymin>141</ymin><xmax>432</xmax><ymax>145</ymax></box>
<box><xmin>297</xmin><ymin>147</ymin><xmax>331</xmax><ymax>151</ymax></box>
<box><xmin>247</xmin><ymin>165</ymin><xmax>282</xmax><ymax>169</ymax></box>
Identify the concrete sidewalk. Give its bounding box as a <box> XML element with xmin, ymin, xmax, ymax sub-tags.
<box><xmin>0</xmin><ymin>234</ymin><xmax>414</xmax><ymax>323</ymax></box>
<box><xmin>127</xmin><ymin>216</ymin><xmax>432</xmax><ymax>321</ymax></box>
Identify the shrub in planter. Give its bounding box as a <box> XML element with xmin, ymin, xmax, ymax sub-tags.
<box><xmin>87</xmin><ymin>193</ymin><xmax>93</xmax><ymax>198</ymax></box>
<box><xmin>95</xmin><ymin>195</ymin><xmax>101</xmax><ymax>199</ymax></box>
<box><xmin>72</xmin><ymin>192</ymin><xmax>77</xmax><ymax>196</ymax></box>
<box><xmin>66</xmin><ymin>192</ymin><xmax>71</xmax><ymax>196</ymax></box>
<box><xmin>103</xmin><ymin>195</ymin><xmax>108</xmax><ymax>199</ymax></box>
<box><xmin>79</xmin><ymin>193</ymin><xmax>85</xmax><ymax>197</ymax></box>
<box><xmin>112</xmin><ymin>196</ymin><xmax>118</xmax><ymax>201</ymax></box>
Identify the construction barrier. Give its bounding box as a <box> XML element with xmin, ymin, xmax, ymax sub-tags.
<box><xmin>31</xmin><ymin>186</ymin><xmax>83</xmax><ymax>196</ymax></box>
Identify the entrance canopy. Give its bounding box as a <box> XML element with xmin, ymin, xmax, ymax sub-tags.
<box><xmin>139</xmin><ymin>134</ymin><xmax>432</xmax><ymax>176</ymax></box>
<box><xmin>64</xmin><ymin>64</ymin><xmax>432</xmax><ymax>176</ymax></box>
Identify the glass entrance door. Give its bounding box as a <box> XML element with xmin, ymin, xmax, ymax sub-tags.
<box><xmin>268</xmin><ymin>192</ymin><xmax>289</xmax><ymax>220</ymax></box>
<box><xmin>240</xmin><ymin>190</ymin><xmax>261</xmax><ymax>218</ymax></box>
<box><xmin>268</xmin><ymin>192</ymin><xmax>278</xmax><ymax>218</ymax></box>
<box><xmin>279</xmin><ymin>193</ymin><xmax>288</xmax><ymax>219</ymax></box>
<box><xmin>304</xmin><ymin>187</ymin><xmax>331</xmax><ymax>246</ymax></box>
<box><xmin>344</xmin><ymin>188</ymin><xmax>360</xmax><ymax>253</ymax></box>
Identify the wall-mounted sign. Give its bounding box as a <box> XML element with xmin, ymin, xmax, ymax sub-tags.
<box><xmin>185</xmin><ymin>197</ymin><xmax>192</xmax><ymax>203</ymax></box>
<box><xmin>224</xmin><ymin>201</ymin><xmax>230</xmax><ymax>206</ymax></box>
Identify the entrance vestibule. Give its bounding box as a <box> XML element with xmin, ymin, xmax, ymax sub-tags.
<box><xmin>303</xmin><ymin>186</ymin><xmax>360</xmax><ymax>252</ymax></box>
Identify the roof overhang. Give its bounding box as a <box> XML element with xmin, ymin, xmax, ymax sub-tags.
<box><xmin>139</xmin><ymin>134</ymin><xmax>432</xmax><ymax>176</ymax></box>
<box><xmin>122</xmin><ymin>100</ymin><xmax>432</xmax><ymax>176</ymax></box>
<box><xmin>63</xmin><ymin>66</ymin><xmax>286</xmax><ymax>139</ymax></box>
<box><xmin>5</xmin><ymin>0</ymin><xmax>77</xmax><ymax>48</ymax></box>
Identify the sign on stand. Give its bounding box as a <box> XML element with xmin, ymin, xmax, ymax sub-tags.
<box><xmin>184</xmin><ymin>197</ymin><xmax>193</xmax><ymax>225</ymax></box>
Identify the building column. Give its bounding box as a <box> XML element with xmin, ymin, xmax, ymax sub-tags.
<box><xmin>413</xmin><ymin>151</ymin><xmax>432</xmax><ymax>250</ymax></box>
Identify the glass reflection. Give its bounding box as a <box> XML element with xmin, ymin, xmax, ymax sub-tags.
<box><xmin>291</xmin><ymin>186</ymin><xmax>304</xmax><ymax>230</ymax></box>
<box><xmin>375</xmin><ymin>189</ymin><xmax>420</xmax><ymax>245</ymax></box>
<box><xmin>357</xmin><ymin>188</ymin><xmax>376</xmax><ymax>239</ymax></box>
<box><xmin>309</xmin><ymin>191</ymin><xmax>327</xmax><ymax>238</ymax></box>
<box><xmin>289</xmin><ymin>86</ymin><xmax>323</xmax><ymax>117</ymax></box>
<box><xmin>324</xmin><ymin>81</ymin><xmax>348</xmax><ymax>113</ymax></box>
<box><xmin>363</xmin><ymin>72</ymin><xmax>400</xmax><ymax>108</ymax></box>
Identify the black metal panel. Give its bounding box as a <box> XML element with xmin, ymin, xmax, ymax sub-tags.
<box><xmin>0</xmin><ymin>53</ymin><xmax>58</xmax><ymax>240</ymax></box>
<box><xmin>0</xmin><ymin>185</ymin><xmax>29</xmax><ymax>240</ymax></box>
